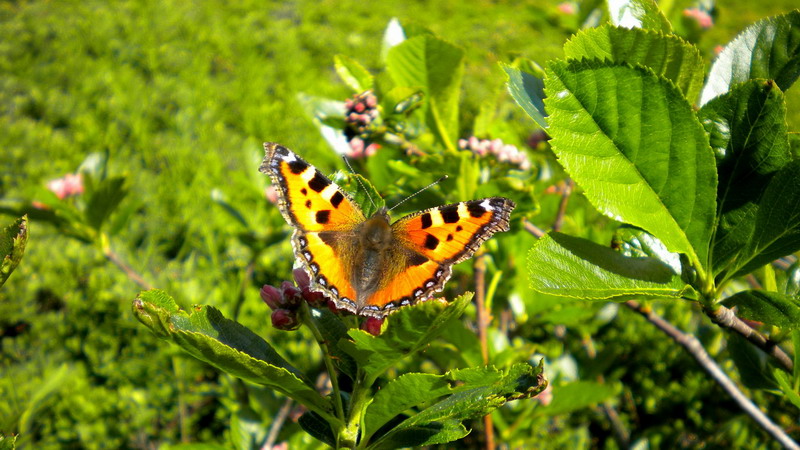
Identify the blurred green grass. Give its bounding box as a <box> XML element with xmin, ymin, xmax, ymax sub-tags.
<box><xmin>1</xmin><ymin>0</ymin><xmax>798</xmax><ymax>447</ymax></box>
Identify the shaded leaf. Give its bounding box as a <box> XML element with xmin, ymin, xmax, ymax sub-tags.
<box><xmin>723</xmin><ymin>290</ymin><xmax>800</xmax><ymax>330</ymax></box>
<box><xmin>369</xmin><ymin>361</ymin><xmax>546</xmax><ymax>449</ymax></box>
<box><xmin>334</xmin><ymin>55</ymin><xmax>374</xmax><ymax>93</ymax></box>
<box><xmin>0</xmin><ymin>216</ymin><xmax>28</xmax><ymax>288</ymax></box>
<box><xmin>537</xmin><ymin>380</ymin><xmax>616</xmax><ymax>416</ymax></box>
<box><xmin>563</xmin><ymin>25</ymin><xmax>704</xmax><ymax>102</ymax></box>
<box><xmin>132</xmin><ymin>290</ymin><xmax>333</xmax><ymax>419</ymax></box>
<box><xmin>773</xmin><ymin>369</ymin><xmax>800</xmax><ymax>410</ymax></box>
<box><xmin>298</xmin><ymin>411</ymin><xmax>336</xmax><ymax>447</ymax></box>
<box><xmin>19</xmin><ymin>364</ymin><xmax>72</xmax><ymax>437</ymax></box>
<box><xmin>386</xmin><ymin>35</ymin><xmax>464</xmax><ymax>146</ymax></box>
<box><xmin>698</xmin><ymin>80</ymin><xmax>791</xmax><ymax>276</ymax></box>
<box><xmin>504</xmin><ymin>63</ymin><xmax>547</xmax><ymax>128</ymax></box>
<box><xmin>340</xmin><ymin>293</ymin><xmax>472</xmax><ymax>383</ymax></box>
<box><xmin>701</xmin><ymin>10</ymin><xmax>800</xmax><ymax>105</ymax></box>
<box><xmin>528</xmin><ymin>232</ymin><xmax>690</xmax><ymax>300</ymax></box>
<box><xmin>727</xmin><ymin>333</ymin><xmax>774</xmax><ymax>390</ymax></box>
<box><xmin>307</xmin><ymin>307</ymin><xmax>356</xmax><ymax>379</ymax></box>
<box><xmin>86</xmin><ymin>176</ymin><xmax>127</xmax><ymax>231</ymax></box>
<box><xmin>544</xmin><ymin>60</ymin><xmax>716</xmax><ymax>265</ymax></box>
<box><xmin>606</xmin><ymin>0</ymin><xmax>671</xmax><ymax>32</ymax></box>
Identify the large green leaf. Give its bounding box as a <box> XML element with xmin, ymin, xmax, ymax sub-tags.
<box><xmin>368</xmin><ymin>362</ymin><xmax>546</xmax><ymax>450</ymax></box>
<box><xmin>734</xmin><ymin>160</ymin><xmax>800</xmax><ymax>276</ymax></box>
<box><xmin>386</xmin><ymin>35</ymin><xmax>464</xmax><ymax>146</ymax></box>
<box><xmin>0</xmin><ymin>216</ymin><xmax>28</xmax><ymax>288</ymax></box>
<box><xmin>701</xmin><ymin>10</ymin><xmax>800</xmax><ymax>105</ymax></box>
<box><xmin>723</xmin><ymin>290</ymin><xmax>800</xmax><ymax>330</ymax></box>
<box><xmin>132</xmin><ymin>290</ymin><xmax>333</xmax><ymax>419</ymax></box>
<box><xmin>544</xmin><ymin>60</ymin><xmax>717</xmax><ymax>266</ymax></box>
<box><xmin>364</xmin><ymin>366</ymin><xmax>519</xmax><ymax>441</ymax></box>
<box><xmin>606</xmin><ymin>0</ymin><xmax>671</xmax><ymax>32</ymax></box>
<box><xmin>504</xmin><ymin>63</ymin><xmax>547</xmax><ymax>128</ymax></box>
<box><xmin>86</xmin><ymin>176</ymin><xmax>128</xmax><ymax>231</ymax></box>
<box><xmin>334</xmin><ymin>54</ymin><xmax>374</xmax><ymax>93</ymax></box>
<box><xmin>339</xmin><ymin>293</ymin><xmax>472</xmax><ymax>383</ymax></box>
<box><xmin>537</xmin><ymin>381</ymin><xmax>617</xmax><ymax>416</ymax></box>
<box><xmin>528</xmin><ymin>232</ymin><xmax>690</xmax><ymax>300</ymax></box>
<box><xmin>698</xmin><ymin>80</ymin><xmax>791</xmax><ymax>276</ymax></box>
<box><xmin>563</xmin><ymin>25</ymin><xmax>704</xmax><ymax>102</ymax></box>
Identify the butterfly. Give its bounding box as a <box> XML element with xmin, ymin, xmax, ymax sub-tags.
<box><xmin>260</xmin><ymin>142</ymin><xmax>515</xmax><ymax>318</ymax></box>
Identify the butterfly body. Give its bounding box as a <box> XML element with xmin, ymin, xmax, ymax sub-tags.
<box><xmin>262</xmin><ymin>142</ymin><xmax>515</xmax><ymax>318</ymax></box>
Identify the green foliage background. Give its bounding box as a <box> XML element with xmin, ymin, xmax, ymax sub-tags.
<box><xmin>1</xmin><ymin>0</ymin><xmax>799</xmax><ymax>447</ymax></box>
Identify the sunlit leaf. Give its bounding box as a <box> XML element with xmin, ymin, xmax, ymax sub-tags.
<box><xmin>723</xmin><ymin>290</ymin><xmax>800</xmax><ymax>330</ymax></box>
<box><xmin>334</xmin><ymin>55</ymin><xmax>374</xmax><ymax>93</ymax></box>
<box><xmin>0</xmin><ymin>216</ymin><xmax>28</xmax><ymax>288</ymax></box>
<box><xmin>606</xmin><ymin>0</ymin><xmax>671</xmax><ymax>32</ymax></box>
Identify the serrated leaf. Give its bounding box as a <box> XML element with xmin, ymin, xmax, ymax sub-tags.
<box><xmin>368</xmin><ymin>362</ymin><xmax>546</xmax><ymax>449</ymax></box>
<box><xmin>381</xmin><ymin>18</ymin><xmax>406</xmax><ymax>62</ymax></box>
<box><xmin>332</xmin><ymin>171</ymin><xmax>385</xmax><ymax>218</ymax></box>
<box><xmin>528</xmin><ymin>232</ymin><xmax>690</xmax><ymax>300</ymax></box>
<box><xmin>86</xmin><ymin>176</ymin><xmax>127</xmax><ymax>231</ymax></box>
<box><xmin>132</xmin><ymin>290</ymin><xmax>333</xmax><ymax>419</ymax></box>
<box><xmin>701</xmin><ymin>11</ymin><xmax>800</xmax><ymax>105</ymax></box>
<box><xmin>504</xmin><ymin>63</ymin><xmax>547</xmax><ymax>128</ymax></box>
<box><xmin>340</xmin><ymin>293</ymin><xmax>472</xmax><ymax>383</ymax></box>
<box><xmin>563</xmin><ymin>25</ymin><xmax>704</xmax><ymax>102</ymax></box>
<box><xmin>0</xmin><ymin>216</ymin><xmax>28</xmax><ymax>288</ymax></box>
<box><xmin>723</xmin><ymin>290</ymin><xmax>800</xmax><ymax>330</ymax></box>
<box><xmin>544</xmin><ymin>60</ymin><xmax>717</xmax><ymax>266</ymax></box>
<box><xmin>606</xmin><ymin>0</ymin><xmax>672</xmax><ymax>32</ymax></box>
<box><xmin>334</xmin><ymin>55</ymin><xmax>374</xmax><ymax>92</ymax></box>
<box><xmin>698</xmin><ymin>80</ymin><xmax>792</xmax><ymax>276</ymax></box>
<box><xmin>386</xmin><ymin>35</ymin><xmax>464</xmax><ymax>146</ymax></box>
<box><xmin>307</xmin><ymin>307</ymin><xmax>356</xmax><ymax>379</ymax></box>
<box><xmin>365</xmin><ymin>367</ymin><xmax>511</xmax><ymax>440</ymax></box>
<box><xmin>615</xmin><ymin>226</ymin><xmax>682</xmax><ymax>275</ymax></box>
<box><xmin>734</xmin><ymin>160</ymin><xmax>800</xmax><ymax>276</ymax></box>
<box><xmin>537</xmin><ymin>380</ymin><xmax>616</xmax><ymax>416</ymax></box>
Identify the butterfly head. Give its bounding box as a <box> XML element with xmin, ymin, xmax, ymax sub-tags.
<box><xmin>362</xmin><ymin>208</ymin><xmax>392</xmax><ymax>251</ymax></box>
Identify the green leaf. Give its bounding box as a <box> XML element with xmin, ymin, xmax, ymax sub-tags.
<box><xmin>0</xmin><ymin>434</ymin><xmax>16</xmax><ymax>450</ymax></box>
<box><xmin>19</xmin><ymin>364</ymin><xmax>72</xmax><ymax>437</ymax></box>
<box><xmin>86</xmin><ymin>176</ymin><xmax>128</xmax><ymax>231</ymax></box>
<box><xmin>544</xmin><ymin>60</ymin><xmax>717</xmax><ymax>266</ymax></box>
<box><xmin>298</xmin><ymin>411</ymin><xmax>336</xmax><ymax>447</ymax></box>
<box><xmin>331</xmin><ymin>171</ymin><xmax>385</xmax><ymax>218</ymax></box>
<box><xmin>723</xmin><ymin>290</ymin><xmax>800</xmax><ymax>330</ymax></box>
<box><xmin>563</xmin><ymin>25</ymin><xmax>704</xmax><ymax>102</ymax></box>
<box><xmin>504</xmin><ymin>63</ymin><xmax>547</xmax><ymax>128</ymax></box>
<box><xmin>307</xmin><ymin>307</ymin><xmax>356</xmax><ymax>379</ymax></box>
<box><xmin>365</xmin><ymin>366</ymin><xmax>514</xmax><ymax>440</ymax></box>
<box><xmin>606</xmin><ymin>0</ymin><xmax>672</xmax><ymax>32</ymax></box>
<box><xmin>698</xmin><ymin>80</ymin><xmax>792</xmax><ymax>276</ymax></box>
<box><xmin>0</xmin><ymin>216</ymin><xmax>28</xmax><ymax>288</ymax></box>
<box><xmin>386</xmin><ymin>35</ymin><xmax>465</xmax><ymax>147</ymax></box>
<box><xmin>132</xmin><ymin>290</ymin><xmax>333</xmax><ymax>419</ymax></box>
<box><xmin>727</xmin><ymin>334</ymin><xmax>774</xmax><ymax>390</ymax></box>
<box><xmin>380</xmin><ymin>18</ymin><xmax>406</xmax><ymax>62</ymax></box>
<box><xmin>537</xmin><ymin>380</ymin><xmax>616</xmax><ymax>416</ymax></box>
<box><xmin>773</xmin><ymin>369</ymin><xmax>800</xmax><ymax>410</ymax></box>
<box><xmin>528</xmin><ymin>232</ymin><xmax>690</xmax><ymax>300</ymax></box>
<box><xmin>734</xmin><ymin>160</ymin><xmax>800</xmax><ymax>276</ymax></box>
<box><xmin>334</xmin><ymin>54</ymin><xmax>374</xmax><ymax>93</ymax></box>
<box><xmin>340</xmin><ymin>293</ymin><xmax>472</xmax><ymax>383</ymax></box>
<box><xmin>229</xmin><ymin>408</ymin><xmax>267</xmax><ymax>450</ymax></box>
<box><xmin>614</xmin><ymin>226</ymin><xmax>682</xmax><ymax>275</ymax></box>
<box><xmin>296</xmin><ymin>93</ymin><xmax>350</xmax><ymax>155</ymax></box>
<box><xmin>369</xmin><ymin>361</ymin><xmax>546</xmax><ymax>449</ymax></box>
<box><xmin>701</xmin><ymin>10</ymin><xmax>800</xmax><ymax>105</ymax></box>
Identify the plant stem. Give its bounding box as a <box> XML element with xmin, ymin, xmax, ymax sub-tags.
<box><xmin>264</xmin><ymin>398</ymin><xmax>293</xmax><ymax>449</ymax></box>
<box><xmin>300</xmin><ymin>303</ymin><xmax>346</xmax><ymax>424</ymax></box>
<box><xmin>346</xmin><ymin>369</ymin><xmax>372</xmax><ymax>450</ymax></box>
<box><xmin>702</xmin><ymin>303</ymin><xmax>794</xmax><ymax>373</ymax></box>
<box><xmin>552</xmin><ymin>178</ymin><xmax>573</xmax><ymax>232</ymax></box>
<box><xmin>626</xmin><ymin>301</ymin><xmax>799</xmax><ymax>449</ymax></box>
<box><xmin>101</xmin><ymin>235</ymin><xmax>152</xmax><ymax>290</ymax></box>
<box><xmin>473</xmin><ymin>254</ymin><xmax>495</xmax><ymax>450</ymax></box>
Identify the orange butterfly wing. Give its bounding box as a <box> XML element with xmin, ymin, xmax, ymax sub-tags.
<box><xmin>360</xmin><ymin>198</ymin><xmax>515</xmax><ymax>315</ymax></box>
<box><xmin>260</xmin><ymin>143</ymin><xmax>362</xmax><ymax>311</ymax></box>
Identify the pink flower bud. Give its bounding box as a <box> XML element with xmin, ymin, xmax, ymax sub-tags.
<box><xmin>458</xmin><ymin>139</ymin><xmax>468</xmax><ymax>149</ymax></box>
<box><xmin>365</xmin><ymin>94</ymin><xmax>377</xmax><ymax>108</ymax></box>
<box><xmin>361</xmin><ymin>317</ymin><xmax>385</xmax><ymax>336</ymax></box>
<box><xmin>354</xmin><ymin>102</ymin><xmax>365</xmax><ymax>113</ymax></box>
<box><xmin>365</xmin><ymin>143</ymin><xmax>380</xmax><ymax>157</ymax></box>
<box><xmin>345</xmin><ymin>99</ymin><xmax>354</xmax><ymax>109</ymax></box>
<box><xmin>557</xmin><ymin>2</ymin><xmax>576</xmax><ymax>15</ymax></box>
<box><xmin>683</xmin><ymin>8</ymin><xmax>713</xmax><ymax>29</ymax></box>
<box><xmin>281</xmin><ymin>281</ymin><xmax>302</xmax><ymax>307</ymax></box>
<box><xmin>489</xmin><ymin>138</ymin><xmax>504</xmax><ymax>154</ymax></box>
<box><xmin>348</xmin><ymin>137</ymin><xmax>365</xmax><ymax>157</ymax></box>
<box><xmin>293</xmin><ymin>267</ymin><xmax>311</xmax><ymax>289</ymax></box>
<box><xmin>327</xmin><ymin>300</ymin><xmax>341</xmax><ymax>315</ymax></box>
<box><xmin>468</xmin><ymin>136</ymin><xmax>480</xmax><ymax>150</ymax></box>
<box><xmin>260</xmin><ymin>285</ymin><xmax>283</xmax><ymax>310</ymax></box>
<box><xmin>302</xmin><ymin>286</ymin><xmax>326</xmax><ymax>306</ymax></box>
<box><xmin>271</xmin><ymin>308</ymin><xmax>300</xmax><ymax>330</ymax></box>
<box><xmin>47</xmin><ymin>173</ymin><xmax>84</xmax><ymax>199</ymax></box>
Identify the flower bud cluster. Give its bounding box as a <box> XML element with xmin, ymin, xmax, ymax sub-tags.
<box><xmin>47</xmin><ymin>173</ymin><xmax>84</xmax><ymax>199</ymax></box>
<box><xmin>260</xmin><ymin>268</ymin><xmax>325</xmax><ymax>330</ymax></box>
<box><xmin>458</xmin><ymin>136</ymin><xmax>532</xmax><ymax>171</ymax></box>
<box><xmin>344</xmin><ymin>91</ymin><xmax>381</xmax><ymax>159</ymax></box>
<box><xmin>683</xmin><ymin>8</ymin><xmax>713</xmax><ymax>29</ymax></box>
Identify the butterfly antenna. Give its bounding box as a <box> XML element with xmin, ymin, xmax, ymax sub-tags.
<box><xmin>342</xmin><ymin>156</ymin><xmax>377</xmax><ymax>210</ymax></box>
<box><xmin>388</xmin><ymin>175</ymin><xmax>448</xmax><ymax>212</ymax></box>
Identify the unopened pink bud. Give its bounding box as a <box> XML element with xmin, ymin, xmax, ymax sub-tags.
<box><xmin>458</xmin><ymin>139</ymin><xmax>468</xmax><ymax>149</ymax></box>
<box><xmin>490</xmin><ymin>138</ymin><xmax>504</xmax><ymax>153</ymax></box>
<box><xmin>271</xmin><ymin>308</ymin><xmax>300</xmax><ymax>330</ymax></box>
<box><xmin>361</xmin><ymin>317</ymin><xmax>385</xmax><ymax>335</ymax></box>
<box><xmin>365</xmin><ymin>95</ymin><xmax>377</xmax><ymax>108</ymax></box>
<box><xmin>260</xmin><ymin>285</ymin><xmax>283</xmax><ymax>310</ymax></box>
<box><xmin>354</xmin><ymin>102</ymin><xmax>365</xmax><ymax>113</ymax></box>
<box><xmin>281</xmin><ymin>281</ymin><xmax>302</xmax><ymax>307</ymax></box>
<box><xmin>293</xmin><ymin>268</ymin><xmax>310</xmax><ymax>289</ymax></box>
<box><xmin>468</xmin><ymin>136</ymin><xmax>480</xmax><ymax>150</ymax></box>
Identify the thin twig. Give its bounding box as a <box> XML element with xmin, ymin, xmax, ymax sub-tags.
<box><xmin>473</xmin><ymin>254</ymin><xmax>494</xmax><ymax>450</ymax></box>
<box><xmin>522</xmin><ymin>218</ymin><xmax>545</xmax><ymax>238</ymax></box>
<box><xmin>263</xmin><ymin>398</ymin><xmax>293</xmax><ymax>449</ymax></box>
<box><xmin>626</xmin><ymin>300</ymin><xmax>799</xmax><ymax>449</ymax></box>
<box><xmin>552</xmin><ymin>179</ymin><xmax>574</xmax><ymax>232</ymax></box>
<box><xmin>703</xmin><ymin>304</ymin><xmax>794</xmax><ymax>373</ymax></box>
<box><xmin>103</xmin><ymin>246</ymin><xmax>152</xmax><ymax>290</ymax></box>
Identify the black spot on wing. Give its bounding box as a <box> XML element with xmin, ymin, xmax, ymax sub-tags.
<box><xmin>288</xmin><ymin>159</ymin><xmax>309</xmax><ymax>175</ymax></box>
<box><xmin>424</xmin><ymin>233</ymin><xmax>439</xmax><ymax>250</ymax></box>
<box><xmin>456</xmin><ymin>225</ymin><xmax>463</xmax><ymax>232</ymax></box>
<box><xmin>316</xmin><ymin>210</ymin><xmax>331</xmax><ymax>224</ymax></box>
<box><xmin>301</xmin><ymin>188</ymin><xmax>308</xmax><ymax>196</ymax></box>
<box><xmin>420</xmin><ymin>212</ymin><xmax>433</xmax><ymax>229</ymax></box>
<box><xmin>305</xmin><ymin>200</ymin><xmax>312</xmax><ymax>209</ymax></box>
<box><xmin>467</xmin><ymin>201</ymin><xmax>486</xmax><ymax>218</ymax></box>
<box><xmin>440</xmin><ymin>205</ymin><xmax>460</xmax><ymax>224</ymax></box>
<box><xmin>308</xmin><ymin>172</ymin><xmax>331</xmax><ymax>192</ymax></box>
<box><xmin>330</xmin><ymin>191</ymin><xmax>344</xmax><ymax>208</ymax></box>
<box><xmin>446</xmin><ymin>234</ymin><xmax>453</xmax><ymax>241</ymax></box>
